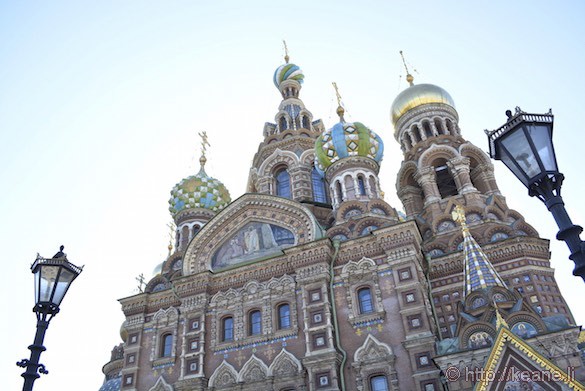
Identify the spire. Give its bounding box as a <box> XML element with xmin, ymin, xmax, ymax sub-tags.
<box><xmin>400</xmin><ymin>50</ymin><xmax>414</xmax><ymax>86</ymax></box>
<box><xmin>452</xmin><ymin>205</ymin><xmax>507</xmax><ymax>298</ymax></box>
<box><xmin>332</xmin><ymin>82</ymin><xmax>345</xmax><ymax>122</ymax></box>
<box><xmin>197</xmin><ymin>131</ymin><xmax>210</xmax><ymax>174</ymax></box>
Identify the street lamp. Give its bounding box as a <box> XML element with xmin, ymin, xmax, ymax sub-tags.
<box><xmin>16</xmin><ymin>246</ymin><xmax>83</xmax><ymax>391</ymax></box>
<box><xmin>486</xmin><ymin>107</ymin><xmax>585</xmax><ymax>281</ymax></box>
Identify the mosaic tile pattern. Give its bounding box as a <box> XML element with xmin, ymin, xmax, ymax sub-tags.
<box><xmin>314</xmin><ymin>121</ymin><xmax>384</xmax><ymax>173</ymax></box>
<box><xmin>462</xmin><ymin>229</ymin><xmax>507</xmax><ymax>298</ymax></box>
<box><xmin>169</xmin><ymin>168</ymin><xmax>231</xmax><ymax>217</ymax></box>
<box><xmin>98</xmin><ymin>377</ymin><xmax>121</xmax><ymax>391</ymax></box>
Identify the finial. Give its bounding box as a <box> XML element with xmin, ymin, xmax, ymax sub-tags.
<box><xmin>283</xmin><ymin>40</ymin><xmax>289</xmax><ymax>64</ymax></box>
<box><xmin>332</xmin><ymin>82</ymin><xmax>345</xmax><ymax>122</ymax></box>
<box><xmin>52</xmin><ymin>245</ymin><xmax>66</xmax><ymax>259</ymax></box>
<box><xmin>136</xmin><ymin>273</ymin><xmax>146</xmax><ymax>293</ymax></box>
<box><xmin>451</xmin><ymin>204</ymin><xmax>468</xmax><ymax>232</ymax></box>
<box><xmin>400</xmin><ymin>50</ymin><xmax>415</xmax><ymax>86</ymax></box>
<box><xmin>493</xmin><ymin>299</ymin><xmax>509</xmax><ymax>329</ymax></box>
<box><xmin>166</xmin><ymin>222</ymin><xmax>176</xmax><ymax>256</ymax></box>
<box><xmin>198</xmin><ymin>131</ymin><xmax>210</xmax><ymax>169</ymax></box>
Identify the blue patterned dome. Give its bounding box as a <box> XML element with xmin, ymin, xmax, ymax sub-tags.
<box><xmin>273</xmin><ymin>63</ymin><xmax>304</xmax><ymax>88</ymax></box>
<box><xmin>99</xmin><ymin>377</ymin><xmax>121</xmax><ymax>391</ymax></box>
<box><xmin>314</xmin><ymin>121</ymin><xmax>384</xmax><ymax>172</ymax></box>
<box><xmin>169</xmin><ymin>158</ymin><xmax>231</xmax><ymax>218</ymax></box>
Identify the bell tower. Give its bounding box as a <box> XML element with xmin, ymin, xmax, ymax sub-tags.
<box><xmin>391</xmin><ymin>57</ymin><xmax>574</xmax><ymax>336</ymax></box>
<box><xmin>247</xmin><ymin>44</ymin><xmax>329</xmax><ymax>215</ymax></box>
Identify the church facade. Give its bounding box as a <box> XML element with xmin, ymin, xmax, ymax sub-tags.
<box><xmin>99</xmin><ymin>56</ymin><xmax>585</xmax><ymax>391</ymax></box>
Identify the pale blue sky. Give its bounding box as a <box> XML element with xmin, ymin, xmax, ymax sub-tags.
<box><xmin>2</xmin><ymin>1</ymin><xmax>584</xmax><ymax>389</ymax></box>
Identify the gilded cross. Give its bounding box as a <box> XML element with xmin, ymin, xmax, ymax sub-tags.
<box><xmin>264</xmin><ymin>344</ymin><xmax>276</xmax><ymax>361</ymax></box>
<box><xmin>198</xmin><ymin>131</ymin><xmax>210</xmax><ymax>158</ymax></box>
<box><xmin>235</xmin><ymin>351</ymin><xmax>246</xmax><ymax>366</ymax></box>
<box><xmin>283</xmin><ymin>40</ymin><xmax>289</xmax><ymax>63</ymax></box>
<box><xmin>136</xmin><ymin>273</ymin><xmax>146</xmax><ymax>293</ymax></box>
<box><xmin>167</xmin><ymin>221</ymin><xmax>176</xmax><ymax>255</ymax></box>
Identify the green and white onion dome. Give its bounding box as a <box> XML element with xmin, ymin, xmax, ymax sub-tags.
<box><xmin>273</xmin><ymin>63</ymin><xmax>304</xmax><ymax>88</ymax></box>
<box><xmin>314</xmin><ymin>121</ymin><xmax>384</xmax><ymax>173</ymax></box>
<box><xmin>168</xmin><ymin>159</ymin><xmax>231</xmax><ymax>218</ymax></box>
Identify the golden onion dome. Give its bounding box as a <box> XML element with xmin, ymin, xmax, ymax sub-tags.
<box><xmin>391</xmin><ymin>83</ymin><xmax>455</xmax><ymax>126</ymax></box>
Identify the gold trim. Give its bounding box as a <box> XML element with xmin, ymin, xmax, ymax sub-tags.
<box><xmin>475</xmin><ymin>326</ymin><xmax>584</xmax><ymax>390</ymax></box>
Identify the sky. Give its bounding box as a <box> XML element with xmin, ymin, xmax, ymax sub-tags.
<box><xmin>1</xmin><ymin>1</ymin><xmax>585</xmax><ymax>389</ymax></box>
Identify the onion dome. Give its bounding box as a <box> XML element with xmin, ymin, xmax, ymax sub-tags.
<box><xmin>315</xmin><ymin>121</ymin><xmax>384</xmax><ymax>172</ymax></box>
<box><xmin>391</xmin><ymin>82</ymin><xmax>455</xmax><ymax>126</ymax></box>
<box><xmin>273</xmin><ymin>63</ymin><xmax>304</xmax><ymax>88</ymax></box>
<box><xmin>168</xmin><ymin>156</ymin><xmax>231</xmax><ymax>218</ymax></box>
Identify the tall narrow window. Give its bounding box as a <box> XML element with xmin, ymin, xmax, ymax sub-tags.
<box><xmin>358</xmin><ymin>287</ymin><xmax>374</xmax><ymax>314</ymax></box>
<box><xmin>357</xmin><ymin>176</ymin><xmax>366</xmax><ymax>196</ymax></box>
<box><xmin>312</xmin><ymin>168</ymin><xmax>327</xmax><ymax>203</ymax></box>
<box><xmin>222</xmin><ymin>316</ymin><xmax>234</xmax><ymax>342</ymax></box>
<box><xmin>278</xmin><ymin>303</ymin><xmax>291</xmax><ymax>329</ymax></box>
<box><xmin>279</xmin><ymin>116</ymin><xmax>287</xmax><ymax>131</ymax></box>
<box><xmin>249</xmin><ymin>310</ymin><xmax>262</xmax><ymax>336</ymax></box>
<box><xmin>336</xmin><ymin>181</ymin><xmax>343</xmax><ymax>203</ymax></box>
<box><xmin>276</xmin><ymin>168</ymin><xmax>291</xmax><ymax>199</ymax></box>
<box><xmin>161</xmin><ymin>334</ymin><xmax>173</xmax><ymax>357</ymax></box>
<box><xmin>370</xmin><ymin>375</ymin><xmax>389</xmax><ymax>391</ymax></box>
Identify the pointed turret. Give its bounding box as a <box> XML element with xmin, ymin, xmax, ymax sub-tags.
<box><xmin>452</xmin><ymin>205</ymin><xmax>507</xmax><ymax>299</ymax></box>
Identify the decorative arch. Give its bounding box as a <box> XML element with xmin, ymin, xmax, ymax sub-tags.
<box><xmin>257</xmin><ymin>149</ymin><xmax>299</xmax><ymax>179</ymax></box>
<box><xmin>209</xmin><ymin>360</ymin><xmax>238</xmax><ymax>389</ymax></box>
<box><xmin>354</xmin><ymin>334</ymin><xmax>395</xmax><ymax>362</ymax></box>
<box><xmin>184</xmin><ymin>194</ymin><xmax>323</xmax><ymax>275</ymax></box>
<box><xmin>268</xmin><ymin>349</ymin><xmax>303</xmax><ymax>377</ymax></box>
<box><xmin>418</xmin><ymin>144</ymin><xmax>458</xmax><ymax>168</ymax></box>
<box><xmin>237</xmin><ymin>354</ymin><xmax>269</xmax><ymax>383</ymax></box>
<box><xmin>148</xmin><ymin>376</ymin><xmax>174</xmax><ymax>391</ymax></box>
<box><xmin>459</xmin><ymin>322</ymin><xmax>496</xmax><ymax>350</ymax></box>
<box><xmin>342</xmin><ymin>257</ymin><xmax>376</xmax><ymax>275</ymax></box>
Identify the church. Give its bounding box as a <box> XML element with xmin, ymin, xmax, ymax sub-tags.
<box><xmin>98</xmin><ymin>52</ymin><xmax>585</xmax><ymax>391</ymax></box>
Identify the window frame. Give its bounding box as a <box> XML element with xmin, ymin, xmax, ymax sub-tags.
<box><xmin>248</xmin><ymin>309</ymin><xmax>262</xmax><ymax>336</ymax></box>
<box><xmin>277</xmin><ymin>303</ymin><xmax>291</xmax><ymax>330</ymax></box>
<box><xmin>275</xmin><ymin>167</ymin><xmax>292</xmax><ymax>199</ymax></box>
<box><xmin>357</xmin><ymin>286</ymin><xmax>374</xmax><ymax>314</ymax></box>
<box><xmin>369</xmin><ymin>374</ymin><xmax>389</xmax><ymax>391</ymax></box>
<box><xmin>221</xmin><ymin>316</ymin><xmax>234</xmax><ymax>342</ymax></box>
<box><xmin>160</xmin><ymin>333</ymin><xmax>173</xmax><ymax>358</ymax></box>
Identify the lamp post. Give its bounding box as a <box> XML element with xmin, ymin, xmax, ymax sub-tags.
<box><xmin>16</xmin><ymin>246</ymin><xmax>83</xmax><ymax>391</ymax></box>
<box><xmin>485</xmin><ymin>108</ymin><xmax>585</xmax><ymax>281</ymax></box>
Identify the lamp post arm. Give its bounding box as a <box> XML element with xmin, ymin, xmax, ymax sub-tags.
<box><xmin>17</xmin><ymin>316</ymin><xmax>50</xmax><ymax>391</ymax></box>
<box><xmin>529</xmin><ymin>174</ymin><xmax>585</xmax><ymax>280</ymax></box>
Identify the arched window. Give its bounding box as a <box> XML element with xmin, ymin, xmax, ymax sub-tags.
<box><xmin>275</xmin><ymin>168</ymin><xmax>291</xmax><ymax>199</ymax></box>
<box><xmin>249</xmin><ymin>310</ymin><xmax>262</xmax><ymax>336</ymax></box>
<box><xmin>357</xmin><ymin>176</ymin><xmax>366</xmax><ymax>196</ymax></box>
<box><xmin>434</xmin><ymin>159</ymin><xmax>458</xmax><ymax>198</ymax></box>
<box><xmin>160</xmin><ymin>334</ymin><xmax>173</xmax><ymax>357</ymax></box>
<box><xmin>336</xmin><ymin>181</ymin><xmax>343</xmax><ymax>203</ymax></box>
<box><xmin>181</xmin><ymin>225</ymin><xmax>189</xmax><ymax>250</ymax></box>
<box><xmin>312</xmin><ymin>168</ymin><xmax>328</xmax><ymax>203</ymax></box>
<box><xmin>277</xmin><ymin>303</ymin><xmax>291</xmax><ymax>329</ymax></box>
<box><xmin>279</xmin><ymin>116</ymin><xmax>287</xmax><ymax>131</ymax></box>
<box><xmin>302</xmin><ymin>115</ymin><xmax>310</xmax><ymax>129</ymax></box>
<box><xmin>370</xmin><ymin>375</ymin><xmax>389</xmax><ymax>391</ymax></box>
<box><xmin>422</xmin><ymin>120</ymin><xmax>433</xmax><ymax>138</ymax></box>
<box><xmin>411</xmin><ymin>125</ymin><xmax>422</xmax><ymax>143</ymax></box>
<box><xmin>357</xmin><ymin>287</ymin><xmax>374</xmax><ymax>314</ymax></box>
<box><xmin>222</xmin><ymin>316</ymin><xmax>234</xmax><ymax>342</ymax></box>
<box><xmin>434</xmin><ymin>118</ymin><xmax>444</xmax><ymax>135</ymax></box>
